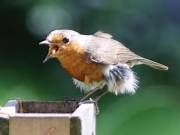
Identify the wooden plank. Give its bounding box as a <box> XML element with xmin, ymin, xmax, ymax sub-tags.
<box><xmin>70</xmin><ymin>117</ymin><xmax>81</xmax><ymax>135</ymax></box>
<box><xmin>0</xmin><ymin>100</ymin><xmax>96</xmax><ymax>135</ymax></box>
<box><xmin>10</xmin><ymin>116</ymin><xmax>70</xmax><ymax>135</ymax></box>
<box><xmin>0</xmin><ymin>116</ymin><xmax>9</xmax><ymax>135</ymax></box>
<box><xmin>73</xmin><ymin>104</ymin><xmax>96</xmax><ymax>135</ymax></box>
<box><xmin>18</xmin><ymin>101</ymin><xmax>79</xmax><ymax>113</ymax></box>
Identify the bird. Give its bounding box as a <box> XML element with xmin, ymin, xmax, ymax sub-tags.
<box><xmin>39</xmin><ymin>29</ymin><xmax>168</xmax><ymax>101</ymax></box>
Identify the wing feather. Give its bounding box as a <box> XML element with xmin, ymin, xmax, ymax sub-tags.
<box><xmin>85</xmin><ymin>34</ymin><xmax>168</xmax><ymax>70</ymax></box>
<box><xmin>85</xmin><ymin>35</ymin><xmax>142</xmax><ymax>66</ymax></box>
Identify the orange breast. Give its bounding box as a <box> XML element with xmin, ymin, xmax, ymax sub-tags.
<box><xmin>57</xmin><ymin>42</ymin><xmax>104</xmax><ymax>84</ymax></box>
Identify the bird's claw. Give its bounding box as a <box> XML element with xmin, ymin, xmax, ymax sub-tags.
<box><xmin>79</xmin><ymin>98</ymin><xmax>95</xmax><ymax>104</ymax></box>
<box><xmin>79</xmin><ymin>98</ymin><xmax>100</xmax><ymax>115</ymax></box>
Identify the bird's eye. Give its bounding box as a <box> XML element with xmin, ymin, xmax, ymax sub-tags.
<box><xmin>62</xmin><ymin>37</ymin><xmax>69</xmax><ymax>44</ymax></box>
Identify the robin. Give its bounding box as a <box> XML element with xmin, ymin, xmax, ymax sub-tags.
<box><xmin>39</xmin><ymin>30</ymin><xmax>168</xmax><ymax>101</ymax></box>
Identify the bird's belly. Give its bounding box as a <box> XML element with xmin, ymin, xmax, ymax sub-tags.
<box><xmin>58</xmin><ymin>47</ymin><xmax>104</xmax><ymax>84</ymax></box>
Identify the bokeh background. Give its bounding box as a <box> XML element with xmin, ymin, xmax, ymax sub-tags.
<box><xmin>0</xmin><ymin>0</ymin><xmax>180</xmax><ymax>135</ymax></box>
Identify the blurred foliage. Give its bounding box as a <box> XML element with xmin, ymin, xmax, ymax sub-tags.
<box><xmin>0</xmin><ymin>0</ymin><xmax>180</xmax><ymax>134</ymax></box>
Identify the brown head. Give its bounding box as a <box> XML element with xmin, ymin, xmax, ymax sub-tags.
<box><xmin>39</xmin><ymin>30</ymin><xmax>81</xmax><ymax>63</ymax></box>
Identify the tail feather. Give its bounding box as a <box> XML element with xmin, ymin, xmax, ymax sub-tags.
<box><xmin>140</xmin><ymin>58</ymin><xmax>168</xmax><ymax>70</ymax></box>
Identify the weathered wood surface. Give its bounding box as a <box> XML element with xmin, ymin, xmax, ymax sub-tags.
<box><xmin>0</xmin><ymin>100</ymin><xmax>96</xmax><ymax>135</ymax></box>
<box><xmin>0</xmin><ymin>116</ymin><xmax>9</xmax><ymax>135</ymax></box>
<box><xmin>18</xmin><ymin>101</ymin><xmax>79</xmax><ymax>113</ymax></box>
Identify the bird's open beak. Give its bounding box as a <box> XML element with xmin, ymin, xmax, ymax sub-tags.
<box><xmin>43</xmin><ymin>54</ymin><xmax>50</xmax><ymax>63</ymax></box>
<box><xmin>39</xmin><ymin>40</ymin><xmax>50</xmax><ymax>45</ymax></box>
<box><xmin>39</xmin><ymin>40</ymin><xmax>51</xmax><ymax>63</ymax></box>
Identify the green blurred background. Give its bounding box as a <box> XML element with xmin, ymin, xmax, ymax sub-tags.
<box><xmin>0</xmin><ymin>0</ymin><xmax>180</xmax><ymax>135</ymax></box>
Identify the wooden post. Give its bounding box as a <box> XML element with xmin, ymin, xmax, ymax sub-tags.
<box><xmin>0</xmin><ymin>100</ymin><xmax>96</xmax><ymax>135</ymax></box>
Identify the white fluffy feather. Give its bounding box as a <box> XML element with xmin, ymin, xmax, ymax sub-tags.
<box><xmin>102</xmin><ymin>63</ymin><xmax>139</xmax><ymax>95</ymax></box>
<box><xmin>73</xmin><ymin>79</ymin><xmax>105</xmax><ymax>93</ymax></box>
<box><xmin>72</xmin><ymin>63</ymin><xmax>139</xmax><ymax>95</ymax></box>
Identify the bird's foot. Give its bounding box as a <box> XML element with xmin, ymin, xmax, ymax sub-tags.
<box><xmin>79</xmin><ymin>98</ymin><xmax>100</xmax><ymax>115</ymax></box>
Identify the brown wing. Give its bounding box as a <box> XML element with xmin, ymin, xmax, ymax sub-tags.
<box><xmin>86</xmin><ymin>34</ymin><xmax>142</xmax><ymax>66</ymax></box>
<box><xmin>85</xmin><ymin>33</ymin><xmax>168</xmax><ymax>70</ymax></box>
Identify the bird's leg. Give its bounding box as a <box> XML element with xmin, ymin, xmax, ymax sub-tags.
<box><xmin>79</xmin><ymin>87</ymin><xmax>100</xmax><ymax>114</ymax></box>
<box><xmin>92</xmin><ymin>90</ymin><xmax>108</xmax><ymax>114</ymax></box>
<box><xmin>80</xmin><ymin>87</ymin><xmax>99</xmax><ymax>102</ymax></box>
<box><xmin>79</xmin><ymin>98</ymin><xmax>100</xmax><ymax>114</ymax></box>
<box><xmin>79</xmin><ymin>89</ymin><xmax>109</xmax><ymax>114</ymax></box>
<box><xmin>94</xmin><ymin>90</ymin><xmax>109</xmax><ymax>102</ymax></box>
